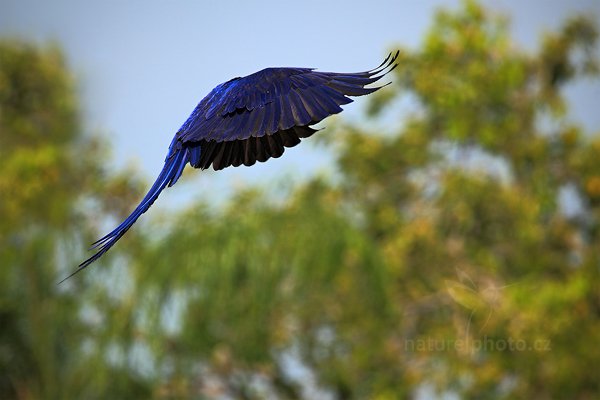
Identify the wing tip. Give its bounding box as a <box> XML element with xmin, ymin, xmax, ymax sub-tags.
<box><xmin>370</xmin><ymin>50</ymin><xmax>400</xmax><ymax>77</ymax></box>
<box><xmin>369</xmin><ymin>50</ymin><xmax>400</xmax><ymax>74</ymax></box>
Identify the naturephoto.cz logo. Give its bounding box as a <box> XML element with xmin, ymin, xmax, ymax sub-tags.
<box><xmin>403</xmin><ymin>336</ymin><xmax>551</xmax><ymax>353</ymax></box>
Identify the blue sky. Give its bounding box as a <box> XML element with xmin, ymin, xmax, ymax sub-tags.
<box><xmin>2</xmin><ymin>0</ymin><xmax>599</xmax><ymax>209</ymax></box>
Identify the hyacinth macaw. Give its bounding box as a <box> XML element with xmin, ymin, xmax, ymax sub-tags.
<box><xmin>63</xmin><ymin>51</ymin><xmax>398</xmax><ymax>282</ymax></box>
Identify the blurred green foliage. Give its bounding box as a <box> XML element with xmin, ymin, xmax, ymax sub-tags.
<box><xmin>1</xmin><ymin>1</ymin><xmax>599</xmax><ymax>399</ymax></box>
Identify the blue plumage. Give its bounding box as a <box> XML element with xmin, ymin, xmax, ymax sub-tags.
<box><xmin>63</xmin><ymin>52</ymin><xmax>398</xmax><ymax>282</ymax></box>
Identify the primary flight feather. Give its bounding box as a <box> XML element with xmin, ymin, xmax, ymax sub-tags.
<box><xmin>63</xmin><ymin>52</ymin><xmax>398</xmax><ymax>282</ymax></box>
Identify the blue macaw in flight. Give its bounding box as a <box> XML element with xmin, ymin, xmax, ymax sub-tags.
<box><xmin>63</xmin><ymin>52</ymin><xmax>398</xmax><ymax>282</ymax></box>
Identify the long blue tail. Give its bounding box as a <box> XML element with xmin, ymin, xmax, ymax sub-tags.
<box><xmin>60</xmin><ymin>144</ymin><xmax>189</xmax><ymax>283</ymax></box>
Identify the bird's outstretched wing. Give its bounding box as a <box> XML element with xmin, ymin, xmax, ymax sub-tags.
<box><xmin>64</xmin><ymin>52</ymin><xmax>398</xmax><ymax>282</ymax></box>
<box><xmin>175</xmin><ymin>51</ymin><xmax>398</xmax><ymax>170</ymax></box>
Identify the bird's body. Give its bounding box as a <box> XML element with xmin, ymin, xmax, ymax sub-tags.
<box><xmin>64</xmin><ymin>52</ymin><xmax>398</xmax><ymax>281</ymax></box>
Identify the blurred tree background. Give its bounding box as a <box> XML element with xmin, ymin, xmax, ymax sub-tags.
<box><xmin>1</xmin><ymin>1</ymin><xmax>599</xmax><ymax>399</ymax></box>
